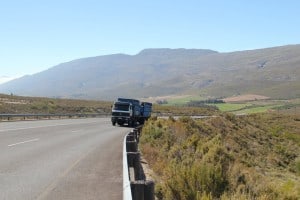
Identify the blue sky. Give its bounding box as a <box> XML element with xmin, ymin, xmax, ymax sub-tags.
<box><xmin>0</xmin><ymin>0</ymin><xmax>300</xmax><ymax>81</ymax></box>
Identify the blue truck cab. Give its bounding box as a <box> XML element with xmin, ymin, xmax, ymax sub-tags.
<box><xmin>111</xmin><ymin>98</ymin><xmax>152</xmax><ymax>127</ymax></box>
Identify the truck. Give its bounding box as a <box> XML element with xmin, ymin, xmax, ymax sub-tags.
<box><xmin>111</xmin><ymin>98</ymin><xmax>152</xmax><ymax>127</ymax></box>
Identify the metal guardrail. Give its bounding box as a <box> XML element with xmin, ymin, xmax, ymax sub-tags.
<box><xmin>123</xmin><ymin>126</ymin><xmax>154</xmax><ymax>200</ymax></box>
<box><xmin>123</xmin><ymin>132</ymin><xmax>133</xmax><ymax>200</ymax></box>
<box><xmin>0</xmin><ymin>113</ymin><xmax>109</xmax><ymax>121</ymax></box>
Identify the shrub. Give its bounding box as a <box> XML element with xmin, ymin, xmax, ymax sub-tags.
<box><xmin>295</xmin><ymin>158</ymin><xmax>300</xmax><ymax>175</ymax></box>
<box><xmin>140</xmin><ymin>113</ymin><xmax>300</xmax><ymax>199</ymax></box>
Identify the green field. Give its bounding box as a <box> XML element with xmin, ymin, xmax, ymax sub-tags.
<box><xmin>211</xmin><ymin>103</ymin><xmax>282</xmax><ymax>114</ymax></box>
<box><xmin>210</xmin><ymin>103</ymin><xmax>251</xmax><ymax>112</ymax></box>
<box><xmin>217</xmin><ymin>100</ymin><xmax>300</xmax><ymax>114</ymax></box>
<box><xmin>166</xmin><ymin>95</ymin><xmax>204</xmax><ymax>105</ymax></box>
<box><xmin>164</xmin><ymin>95</ymin><xmax>300</xmax><ymax>114</ymax></box>
<box><xmin>234</xmin><ymin>105</ymin><xmax>280</xmax><ymax>114</ymax></box>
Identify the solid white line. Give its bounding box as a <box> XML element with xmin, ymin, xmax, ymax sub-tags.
<box><xmin>8</xmin><ymin>138</ymin><xmax>40</xmax><ymax>147</ymax></box>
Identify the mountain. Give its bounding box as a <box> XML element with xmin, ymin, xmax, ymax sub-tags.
<box><xmin>0</xmin><ymin>46</ymin><xmax>299</xmax><ymax>100</ymax></box>
<box><xmin>0</xmin><ymin>76</ymin><xmax>17</xmax><ymax>84</ymax></box>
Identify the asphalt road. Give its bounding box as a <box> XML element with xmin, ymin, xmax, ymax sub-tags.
<box><xmin>0</xmin><ymin>118</ymin><xmax>129</xmax><ymax>200</ymax></box>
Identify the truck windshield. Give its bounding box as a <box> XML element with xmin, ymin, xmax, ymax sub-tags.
<box><xmin>113</xmin><ymin>104</ymin><xmax>129</xmax><ymax>111</ymax></box>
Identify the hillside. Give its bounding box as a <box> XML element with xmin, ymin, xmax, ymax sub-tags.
<box><xmin>0</xmin><ymin>94</ymin><xmax>112</xmax><ymax>115</ymax></box>
<box><xmin>140</xmin><ymin>114</ymin><xmax>300</xmax><ymax>199</ymax></box>
<box><xmin>0</xmin><ymin>45</ymin><xmax>299</xmax><ymax>100</ymax></box>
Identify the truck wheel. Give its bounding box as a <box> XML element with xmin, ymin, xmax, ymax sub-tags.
<box><xmin>132</xmin><ymin>120</ymin><xmax>136</xmax><ymax>127</ymax></box>
<box><xmin>112</xmin><ymin>122</ymin><xmax>116</xmax><ymax>126</ymax></box>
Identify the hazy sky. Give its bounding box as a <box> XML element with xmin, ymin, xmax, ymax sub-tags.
<box><xmin>0</xmin><ymin>0</ymin><xmax>299</xmax><ymax>80</ymax></box>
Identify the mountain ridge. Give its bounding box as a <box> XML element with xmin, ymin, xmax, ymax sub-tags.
<box><xmin>0</xmin><ymin>45</ymin><xmax>299</xmax><ymax>100</ymax></box>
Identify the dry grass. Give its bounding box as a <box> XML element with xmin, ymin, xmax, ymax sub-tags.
<box><xmin>140</xmin><ymin>113</ymin><xmax>300</xmax><ymax>199</ymax></box>
<box><xmin>0</xmin><ymin>94</ymin><xmax>112</xmax><ymax>114</ymax></box>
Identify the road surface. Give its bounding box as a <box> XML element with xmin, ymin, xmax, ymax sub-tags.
<box><xmin>0</xmin><ymin>118</ymin><xmax>129</xmax><ymax>200</ymax></box>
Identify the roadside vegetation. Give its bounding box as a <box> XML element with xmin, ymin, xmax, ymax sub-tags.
<box><xmin>2</xmin><ymin>93</ymin><xmax>298</xmax><ymax>117</ymax></box>
<box><xmin>0</xmin><ymin>94</ymin><xmax>220</xmax><ymax>117</ymax></box>
<box><xmin>0</xmin><ymin>94</ymin><xmax>112</xmax><ymax>114</ymax></box>
<box><xmin>140</xmin><ymin>114</ymin><xmax>300</xmax><ymax>199</ymax></box>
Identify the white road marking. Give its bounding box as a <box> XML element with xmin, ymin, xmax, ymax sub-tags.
<box><xmin>8</xmin><ymin>138</ymin><xmax>40</xmax><ymax>147</ymax></box>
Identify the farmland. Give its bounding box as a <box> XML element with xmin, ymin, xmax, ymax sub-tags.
<box><xmin>157</xmin><ymin>94</ymin><xmax>300</xmax><ymax>115</ymax></box>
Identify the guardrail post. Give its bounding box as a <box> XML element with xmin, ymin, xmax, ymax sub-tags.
<box><xmin>127</xmin><ymin>152</ymin><xmax>144</xmax><ymax>180</ymax></box>
<box><xmin>144</xmin><ymin>180</ymin><xmax>154</xmax><ymax>200</ymax></box>
<box><xmin>131</xmin><ymin>180</ymin><xmax>145</xmax><ymax>200</ymax></box>
<box><xmin>130</xmin><ymin>180</ymin><xmax>154</xmax><ymax>200</ymax></box>
<box><xmin>126</xmin><ymin>141</ymin><xmax>137</xmax><ymax>152</ymax></box>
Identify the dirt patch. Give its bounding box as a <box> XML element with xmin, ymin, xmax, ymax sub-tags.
<box><xmin>0</xmin><ymin>98</ymin><xmax>28</xmax><ymax>104</ymax></box>
<box><xmin>141</xmin><ymin>95</ymin><xmax>192</xmax><ymax>103</ymax></box>
<box><xmin>223</xmin><ymin>94</ymin><xmax>270</xmax><ymax>102</ymax></box>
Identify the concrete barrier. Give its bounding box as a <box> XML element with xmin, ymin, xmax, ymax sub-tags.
<box><xmin>123</xmin><ymin>127</ymin><xmax>155</xmax><ymax>200</ymax></box>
